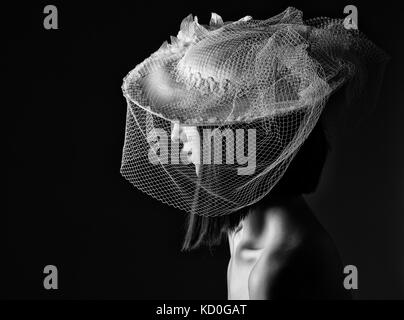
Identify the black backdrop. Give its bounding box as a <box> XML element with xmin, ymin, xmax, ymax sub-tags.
<box><xmin>5</xmin><ymin>1</ymin><xmax>404</xmax><ymax>299</ymax></box>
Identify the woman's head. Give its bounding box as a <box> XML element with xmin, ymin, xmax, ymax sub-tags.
<box><xmin>181</xmin><ymin>116</ymin><xmax>329</xmax><ymax>250</ymax></box>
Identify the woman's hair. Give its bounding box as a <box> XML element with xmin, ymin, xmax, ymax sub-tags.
<box><xmin>182</xmin><ymin>117</ymin><xmax>329</xmax><ymax>251</ymax></box>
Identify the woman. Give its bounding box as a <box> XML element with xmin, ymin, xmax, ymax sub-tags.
<box><xmin>121</xmin><ymin>8</ymin><xmax>387</xmax><ymax>299</ymax></box>
<box><xmin>177</xmin><ymin>119</ymin><xmax>351</xmax><ymax>299</ymax></box>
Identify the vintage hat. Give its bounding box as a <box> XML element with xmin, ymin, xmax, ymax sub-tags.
<box><xmin>121</xmin><ymin>7</ymin><xmax>387</xmax><ymax>217</ymax></box>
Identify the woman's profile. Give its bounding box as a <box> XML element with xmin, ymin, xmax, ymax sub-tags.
<box><xmin>178</xmin><ymin>118</ymin><xmax>350</xmax><ymax>299</ymax></box>
<box><xmin>120</xmin><ymin>7</ymin><xmax>387</xmax><ymax>299</ymax></box>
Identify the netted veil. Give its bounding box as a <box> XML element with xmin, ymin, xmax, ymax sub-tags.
<box><xmin>121</xmin><ymin>7</ymin><xmax>387</xmax><ymax>217</ymax></box>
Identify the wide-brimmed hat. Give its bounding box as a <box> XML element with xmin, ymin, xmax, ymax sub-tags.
<box><xmin>122</xmin><ymin>7</ymin><xmax>384</xmax><ymax>126</ymax></box>
<box><xmin>121</xmin><ymin>7</ymin><xmax>387</xmax><ymax>217</ymax></box>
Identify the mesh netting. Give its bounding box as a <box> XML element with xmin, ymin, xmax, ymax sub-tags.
<box><xmin>121</xmin><ymin>7</ymin><xmax>387</xmax><ymax>217</ymax></box>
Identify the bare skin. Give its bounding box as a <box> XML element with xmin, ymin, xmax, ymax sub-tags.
<box><xmin>227</xmin><ymin>195</ymin><xmax>351</xmax><ymax>300</ymax></box>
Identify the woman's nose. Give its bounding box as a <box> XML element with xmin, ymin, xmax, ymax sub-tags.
<box><xmin>171</xmin><ymin>123</ymin><xmax>187</xmax><ymax>142</ymax></box>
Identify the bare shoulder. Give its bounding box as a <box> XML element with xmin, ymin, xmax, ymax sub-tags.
<box><xmin>245</xmin><ymin>202</ymin><xmax>351</xmax><ymax>299</ymax></box>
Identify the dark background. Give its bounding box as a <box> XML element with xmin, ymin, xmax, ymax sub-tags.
<box><xmin>5</xmin><ymin>1</ymin><xmax>404</xmax><ymax>299</ymax></box>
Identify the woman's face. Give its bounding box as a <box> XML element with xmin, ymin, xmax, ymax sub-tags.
<box><xmin>171</xmin><ymin>123</ymin><xmax>201</xmax><ymax>176</ymax></box>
